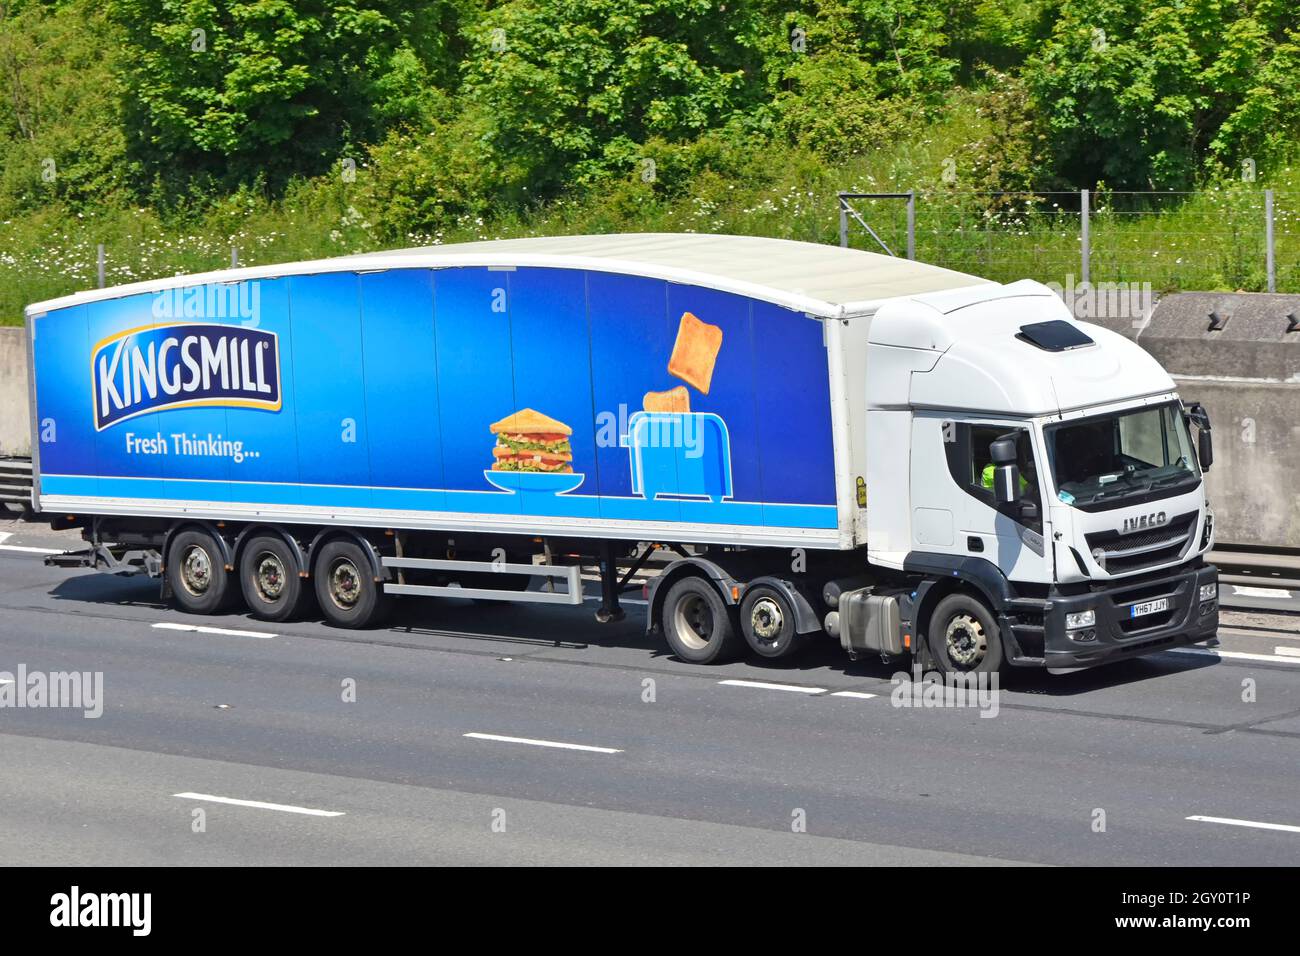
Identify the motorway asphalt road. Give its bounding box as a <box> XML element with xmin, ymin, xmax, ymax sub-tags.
<box><xmin>1</xmin><ymin>521</ymin><xmax>1298</xmax><ymax>866</ymax></box>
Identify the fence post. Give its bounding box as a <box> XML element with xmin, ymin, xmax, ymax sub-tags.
<box><xmin>1080</xmin><ymin>189</ymin><xmax>1090</xmax><ymax>286</ymax></box>
<box><xmin>906</xmin><ymin>191</ymin><xmax>916</xmax><ymax>260</ymax></box>
<box><xmin>1265</xmin><ymin>188</ymin><xmax>1276</xmax><ymax>294</ymax></box>
<box><xmin>838</xmin><ymin>193</ymin><xmax>848</xmax><ymax>249</ymax></box>
<box><xmin>97</xmin><ymin>244</ymin><xmax>105</xmax><ymax>289</ymax></box>
<box><xmin>231</xmin><ymin>246</ymin><xmax>239</xmax><ymax>268</ymax></box>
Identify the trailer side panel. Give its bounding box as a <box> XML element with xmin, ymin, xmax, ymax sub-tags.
<box><xmin>32</xmin><ymin>266</ymin><xmax>842</xmax><ymax>547</ymax></box>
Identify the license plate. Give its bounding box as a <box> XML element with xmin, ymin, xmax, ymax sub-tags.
<box><xmin>1130</xmin><ymin>598</ymin><xmax>1170</xmax><ymax>618</ymax></box>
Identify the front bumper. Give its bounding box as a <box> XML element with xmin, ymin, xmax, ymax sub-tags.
<box><xmin>1042</xmin><ymin>562</ymin><xmax>1218</xmax><ymax>670</ymax></box>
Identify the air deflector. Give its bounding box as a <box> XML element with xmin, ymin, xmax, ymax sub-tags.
<box><xmin>1016</xmin><ymin>319</ymin><xmax>1094</xmax><ymax>352</ymax></box>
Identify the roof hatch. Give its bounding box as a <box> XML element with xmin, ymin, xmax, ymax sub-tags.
<box><xmin>1016</xmin><ymin>319</ymin><xmax>1094</xmax><ymax>352</ymax></box>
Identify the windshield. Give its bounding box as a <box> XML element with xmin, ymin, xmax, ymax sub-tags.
<box><xmin>1045</xmin><ymin>402</ymin><xmax>1200</xmax><ymax>507</ymax></box>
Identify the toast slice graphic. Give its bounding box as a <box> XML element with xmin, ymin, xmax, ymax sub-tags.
<box><xmin>667</xmin><ymin>311</ymin><xmax>723</xmax><ymax>394</ymax></box>
<box><xmin>643</xmin><ymin>386</ymin><xmax>691</xmax><ymax>414</ymax></box>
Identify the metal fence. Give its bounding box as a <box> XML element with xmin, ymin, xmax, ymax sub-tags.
<box><xmin>839</xmin><ymin>189</ymin><xmax>1293</xmax><ymax>294</ymax></box>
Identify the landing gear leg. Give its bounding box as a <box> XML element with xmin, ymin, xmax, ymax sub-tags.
<box><xmin>595</xmin><ymin>540</ymin><xmax>625</xmax><ymax>623</ymax></box>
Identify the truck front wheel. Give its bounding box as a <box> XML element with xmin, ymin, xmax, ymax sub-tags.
<box><xmin>661</xmin><ymin>577</ymin><xmax>743</xmax><ymax>664</ymax></box>
<box><xmin>926</xmin><ymin>593</ymin><xmax>1007</xmax><ymax>675</ymax></box>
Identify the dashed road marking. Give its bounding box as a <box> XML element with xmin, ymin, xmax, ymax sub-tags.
<box><xmin>1170</xmin><ymin>647</ymin><xmax>1300</xmax><ymax>666</ymax></box>
<box><xmin>718</xmin><ymin>679</ymin><xmax>827</xmax><ymax>695</ymax></box>
<box><xmin>464</xmin><ymin>732</ymin><xmax>622</xmax><ymax>754</ymax></box>
<box><xmin>1186</xmin><ymin>814</ymin><xmax>1300</xmax><ymax>835</ymax></box>
<box><xmin>153</xmin><ymin>622</ymin><xmax>275</xmax><ymax>639</ymax></box>
<box><xmin>173</xmin><ymin>792</ymin><xmax>344</xmax><ymax>817</ymax></box>
<box><xmin>830</xmin><ymin>690</ymin><xmax>879</xmax><ymax>700</ymax></box>
<box><xmin>1230</xmin><ymin>585</ymin><xmax>1294</xmax><ymax>599</ymax></box>
<box><xmin>0</xmin><ymin>541</ymin><xmax>64</xmax><ymax>555</ymax></box>
<box><xmin>0</xmin><ymin>530</ymin><xmax>64</xmax><ymax>554</ymax></box>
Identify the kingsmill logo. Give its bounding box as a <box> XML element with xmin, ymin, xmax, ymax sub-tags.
<box><xmin>91</xmin><ymin>323</ymin><xmax>281</xmax><ymax>431</ymax></box>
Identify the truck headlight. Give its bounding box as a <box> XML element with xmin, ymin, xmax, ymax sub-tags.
<box><xmin>1066</xmin><ymin>609</ymin><xmax>1095</xmax><ymax>629</ymax></box>
<box><xmin>1199</xmin><ymin>583</ymin><xmax>1217</xmax><ymax>603</ymax></box>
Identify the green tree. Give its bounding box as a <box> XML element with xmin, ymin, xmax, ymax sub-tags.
<box><xmin>1024</xmin><ymin>0</ymin><xmax>1300</xmax><ymax>189</ymax></box>
<box><xmin>108</xmin><ymin>0</ymin><xmax>474</xmax><ymax>192</ymax></box>
<box><xmin>0</xmin><ymin>0</ymin><xmax>130</xmax><ymax>216</ymax></box>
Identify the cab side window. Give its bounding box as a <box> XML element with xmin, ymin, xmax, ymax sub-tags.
<box><xmin>942</xmin><ymin>422</ymin><xmax>1042</xmax><ymax>531</ymax></box>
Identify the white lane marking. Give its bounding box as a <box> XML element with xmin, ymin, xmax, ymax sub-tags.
<box><xmin>463</xmin><ymin>732</ymin><xmax>622</xmax><ymax>754</ymax></box>
<box><xmin>1170</xmin><ymin>646</ymin><xmax>1300</xmax><ymax>665</ymax></box>
<box><xmin>1276</xmin><ymin>646</ymin><xmax>1300</xmax><ymax>658</ymax></box>
<box><xmin>718</xmin><ymin>679</ymin><xmax>827</xmax><ymax>694</ymax></box>
<box><xmin>1186</xmin><ymin>815</ymin><xmax>1300</xmax><ymax>835</ymax></box>
<box><xmin>1230</xmin><ymin>584</ymin><xmax>1293</xmax><ymax>599</ymax></box>
<box><xmin>0</xmin><ymin>679</ymin><xmax>12</xmax><ymax>686</ymax></box>
<box><xmin>153</xmin><ymin>622</ymin><xmax>275</xmax><ymax>639</ymax></box>
<box><xmin>830</xmin><ymin>690</ymin><xmax>879</xmax><ymax>700</ymax></box>
<box><xmin>174</xmin><ymin>792</ymin><xmax>343</xmax><ymax>817</ymax></box>
<box><xmin>0</xmin><ymin>530</ymin><xmax>64</xmax><ymax>553</ymax></box>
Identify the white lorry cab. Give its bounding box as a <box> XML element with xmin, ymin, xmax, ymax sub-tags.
<box><xmin>24</xmin><ymin>233</ymin><xmax>1217</xmax><ymax>675</ymax></box>
<box><xmin>847</xmin><ymin>278</ymin><xmax>1218</xmax><ymax>673</ymax></box>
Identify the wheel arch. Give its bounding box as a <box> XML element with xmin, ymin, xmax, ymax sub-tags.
<box><xmin>904</xmin><ymin>552</ymin><xmax>1013</xmax><ymax>646</ymax></box>
<box><xmin>234</xmin><ymin>524</ymin><xmax>309</xmax><ymax>578</ymax></box>
<box><xmin>645</xmin><ymin>556</ymin><xmax>739</xmax><ymax>634</ymax></box>
<box><xmin>306</xmin><ymin>528</ymin><xmax>387</xmax><ymax>582</ymax></box>
<box><xmin>163</xmin><ymin>520</ymin><xmax>235</xmax><ymax>572</ymax></box>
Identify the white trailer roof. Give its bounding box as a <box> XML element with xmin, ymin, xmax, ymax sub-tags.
<box><xmin>26</xmin><ymin>232</ymin><xmax>989</xmax><ymax>319</ymax></box>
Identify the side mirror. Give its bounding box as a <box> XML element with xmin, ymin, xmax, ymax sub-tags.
<box><xmin>994</xmin><ymin>464</ymin><xmax>1020</xmax><ymax>505</ymax></box>
<box><xmin>1185</xmin><ymin>402</ymin><xmax>1213</xmax><ymax>471</ymax></box>
<box><xmin>989</xmin><ymin>436</ymin><xmax>1018</xmax><ymax>466</ymax></box>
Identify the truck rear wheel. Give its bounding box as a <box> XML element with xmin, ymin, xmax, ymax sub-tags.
<box><xmin>313</xmin><ymin>539</ymin><xmax>391</xmax><ymax>629</ymax></box>
<box><xmin>661</xmin><ymin>577</ymin><xmax>743</xmax><ymax>664</ymax></box>
<box><xmin>739</xmin><ymin>585</ymin><xmax>803</xmax><ymax>659</ymax></box>
<box><xmin>926</xmin><ymin>593</ymin><xmax>1006</xmax><ymax>675</ymax></box>
<box><xmin>167</xmin><ymin>528</ymin><xmax>236</xmax><ymax>615</ymax></box>
<box><xmin>240</xmin><ymin>535</ymin><xmax>312</xmax><ymax>622</ymax></box>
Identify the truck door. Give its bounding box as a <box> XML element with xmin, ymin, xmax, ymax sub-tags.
<box><xmin>913</xmin><ymin>415</ymin><xmax>1051</xmax><ymax>583</ymax></box>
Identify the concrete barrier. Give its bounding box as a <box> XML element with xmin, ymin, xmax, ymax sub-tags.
<box><xmin>1107</xmin><ymin>293</ymin><xmax>1300</xmax><ymax>550</ymax></box>
<box><xmin>0</xmin><ymin>327</ymin><xmax>31</xmax><ymax>457</ymax></box>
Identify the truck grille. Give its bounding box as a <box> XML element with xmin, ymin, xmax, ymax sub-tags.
<box><xmin>1084</xmin><ymin>512</ymin><xmax>1197</xmax><ymax>574</ymax></box>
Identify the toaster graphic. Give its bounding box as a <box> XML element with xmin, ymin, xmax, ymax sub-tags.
<box><xmin>621</xmin><ymin>411</ymin><xmax>733</xmax><ymax>502</ymax></box>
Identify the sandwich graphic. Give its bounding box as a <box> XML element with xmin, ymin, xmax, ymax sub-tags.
<box><xmin>489</xmin><ymin>408</ymin><xmax>574</xmax><ymax>473</ymax></box>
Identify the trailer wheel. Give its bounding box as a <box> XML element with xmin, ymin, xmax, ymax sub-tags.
<box><xmin>926</xmin><ymin>593</ymin><xmax>1007</xmax><ymax>675</ymax></box>
<box><xmin>240</xmin><ymin>535</ymin><xmax>313</xmax><ymax>622</ymax></box>
<box><xmin>739</xmin><ymin>585</ymin><xmax>803</xmax><ymax>659</ymax></box>
<box><xmin>167</xmin><ymin>529</ymin><xmax>236</xmax><ymax>615</ymax></box>
<box><xmin>662</xmin><ymin>577</ymin><xmax>743</xmax><ymax>664</ymax></box>
<box><xmin>314</xmin><ymin>539</ymin><xmax>391</xmax><ymax>629</ymax></box>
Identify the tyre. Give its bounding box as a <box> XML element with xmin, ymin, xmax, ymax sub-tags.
<box><xmin>313</xmin><ymin>539</ymin><xmax>391</xmax><ymax>629</ymax></box>
<box><xmin>240</xmin><ymin>534</ymin><xmax>313</xmax><ymax>622</ymax></box>
<box><xmin>167</xmin><ymin>528</ymin><xmax>237</xmax><ymax>615</ymax></box>
<box><xmin>926</xmin><ymin>592</ymin><xmax>1007</xmax><ymax>675</ymax></box>
<box><xmin>661</xmin><ymin>576</ymin><xmax>743</xmax><ymax>664</ymax></box>
<box><xmin>739</xmin><ymin>585</ymin><xmax>803</xmax><ymax>660</ymax></box>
